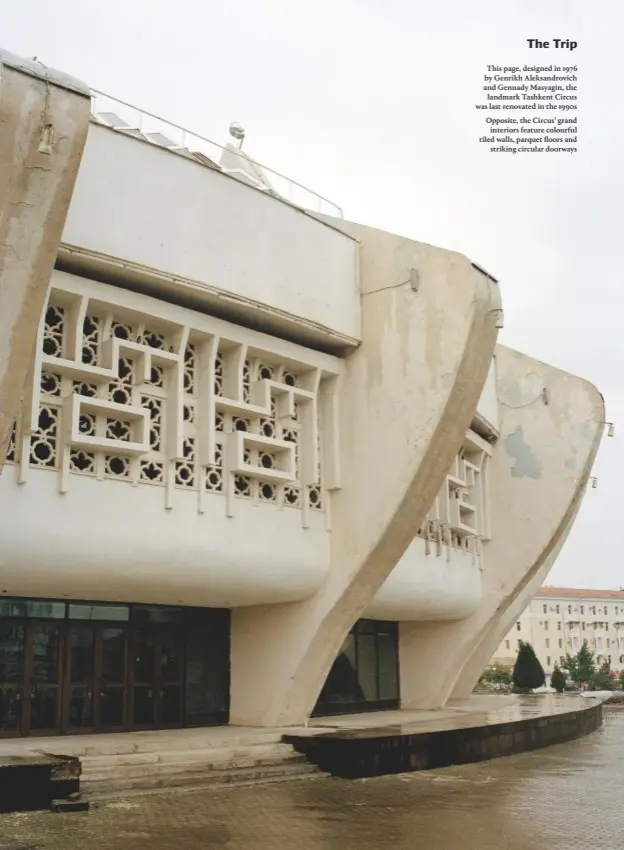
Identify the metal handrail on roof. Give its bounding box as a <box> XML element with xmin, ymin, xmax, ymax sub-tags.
<box><xmin>90</xmin><ymin>89</ymin><xmax>343</xmax><ymax>219</ymax></box>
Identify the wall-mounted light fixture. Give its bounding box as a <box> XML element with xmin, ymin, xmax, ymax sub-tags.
<box><xmin>605</xmin><ymin>422</ymin><xmax>615</xmax><ymax>437</ymax></box>
<box><xmin>38</xmin><ymin>124</ymin><xmax>55</xmax><ymax>155</ymax></box>
<box><xmin>542</xmin><ymin>387</ymin><xmax>549</xmax><ymax>406</ymax></box>
<box><xmin>590</xmin><ymin>477</ymin><xmax>598</xmax><ymax>489</ymax></box>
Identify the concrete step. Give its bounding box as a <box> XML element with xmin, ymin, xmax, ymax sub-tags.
<box><xmin>48</xmin><ymin>730</ymin><xmax>284</xmax><ymax>759</ymax></box>
<box><xmin>83</xmin><ymin>752</ymin><xmax>309</xmax><ymax>782</ymax></box>
<box><xmin>80</xmin><ymin>741</ymin><xmax>296</xmax><ymax>770</ymax></box>
<box><xmin>87</xmin><ymin>769</ymin><xmax>326</xmax><ymax>802</ymax></box>
<box><xmin>82</xmin><ymin>760</ymin><xmax>321</xmax><ymax>796</ymax></box>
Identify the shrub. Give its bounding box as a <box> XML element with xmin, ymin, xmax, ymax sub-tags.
<box><xmin>481</xmin><ymin>662</ymin><xmax>513</xmax><ymax>686</ymax></box>
<box><xmin>589</xmin><ymin>660</ymin><xmax>616</xmax><ymax>691</ymax></box>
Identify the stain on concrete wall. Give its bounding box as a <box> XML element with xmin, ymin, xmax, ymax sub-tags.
<box><xmin>504</xmin><ymin>426</ymin><xmax>542</xmax><ymax>479</ymax></box>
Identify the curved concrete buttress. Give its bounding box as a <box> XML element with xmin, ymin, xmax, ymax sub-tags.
<box><xmin>229</xmin><ymin>223</ymin><xmax>500</xmax><ymax>726</ymax></box>
<box><xmin>399</xmin><ymin>345</ymin><xmax>605</xmax><ymax>710</ymax></box>
<box><xmin>450</xmin><ymin>477</ymin><xmax>588</xmax><ymax>699</ymax></box>
<box><xmin>0</xmin><ymin>50</ymin><xmax>91</xmax><ymax>467</ymax></box>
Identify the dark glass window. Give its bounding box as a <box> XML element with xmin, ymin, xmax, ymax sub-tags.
<box><xmin>184</xmin><ymin>608</ymin><xmax>230</xmax><ymax>724</ymax></box>
<box><xmin>314</xmin><ymin>619</ymin><xmax>399</xmax><ymax>716</ymax></box>
<box><xmin>0</xmin><ymin>599</ymin><xmax>65</xmax><ymax>619</ymax></box>
<box><xmin>68</xmin><ymin>604</ymin><xmax>129</xmax><ymax>621</ymax></box>
<box><xmin>1</xmin><ymin>598</ymin><xmax>232</xmax><ymax>735</ymax></box>
<box><xmin>133</xmin><ymin>606</ymin><xmax>184</xmax><ymax>624</ymax></box>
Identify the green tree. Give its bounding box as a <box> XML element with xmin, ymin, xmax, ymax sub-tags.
<box><xmin>576</xmin><ymin>641</ymin><xmax>597</xmax><ymax>686</ymax></box>
<box><xmin>512</xmin><ymin>641</ymin><xmax>546</xmax><ymax>692</ymax></box>
<box><xmin>481</xmin><ymin>662</ymin><xmax>513</xmax><ymax>686</ymax></box>
<box><xmin>550</xmin><ymin>664</ymin><xmax>567</xmax><ymax>693</ymax></box>
<box><xmin>619</xmin><ymin>669</ymin><xmax>624</xmax><ymax>690</ymax></box>
<box><xmin>590</xmin><ymin>660</ymin><xmax>616</xmax><ymax>691</ymax></box>
<box><xmin>562</xmin><ymin>652</ymin><xmax>580</xmax><ymax>684</ymax></box>
<box><xmin>563</xmin><ymin>640</ymin><xmax>596</xmax><ymax>687</ymax></box>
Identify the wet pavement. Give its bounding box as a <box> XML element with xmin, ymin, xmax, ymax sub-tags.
<box><xmin>1</xmin><ymin>708</ymin><xmax>623</xmax><ymax>850</ymax></box>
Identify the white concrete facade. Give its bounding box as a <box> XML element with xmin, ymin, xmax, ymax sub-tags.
<box><xmin>0</xmin><ymin>48</ymin><xmax>605</xmax><ymax>733</ymax></box>
<box><xmin>61</xmin><ymin>123</ymin><xmax>361</xmax><ymax>349</ymax></box>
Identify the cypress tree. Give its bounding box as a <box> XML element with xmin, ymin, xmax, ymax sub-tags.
<box><xmin>512</xmin><ymin>641</ymin><xmax>546</xmax><ymax>692</ymax></box>
<box><xmin>550</xmin><ymin>664</ymin><xmax>567</xmax><ymax>693</ymax></box>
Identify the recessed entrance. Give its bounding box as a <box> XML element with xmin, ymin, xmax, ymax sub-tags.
<box><xmin>0</xmin><ymin>599</ymin><xmax>230</xmax><ymax>738</ymax></box>
<box><xmin>314</xmin><ymin>619</ymin><xmax>400</xmax><ymax>716</ymax></box>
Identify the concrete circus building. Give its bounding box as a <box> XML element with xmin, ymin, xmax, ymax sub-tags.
<box><xmin>0</xmin><ymin>49</ymin><xmax>605</xmax><ymax>738</ymax></box>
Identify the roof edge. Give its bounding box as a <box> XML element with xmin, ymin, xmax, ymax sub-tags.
<box><xmin>0</xmin><ymin>48</ymin><xmax>90</xmax><ymax>98</ymax></box>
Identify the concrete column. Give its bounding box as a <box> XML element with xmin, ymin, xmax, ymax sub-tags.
<box><xmin>0</xmin><ymin>49</ymin><xmax>91</xmax><ymax>468</ymax></box>
<box><xmin>399</xmin><ymin>345</ymin><xmax>604</xmax><ymax>709</ymax></box>
<box><xmin>229</xmin><ymin>223</ymin><xmax>500</xmax><ymax>726</ymax></box>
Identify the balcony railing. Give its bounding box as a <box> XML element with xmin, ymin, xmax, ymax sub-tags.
<box><xmin>90</xmin><ymin>90</ymin><xmax>343</xmax><ymax>220</ymax></box>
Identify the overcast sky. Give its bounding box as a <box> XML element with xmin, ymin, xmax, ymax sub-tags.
<box><xmin>4</xmin><ymin>0</ymin><xmax>621</xmax><ymax>588</ymax></box>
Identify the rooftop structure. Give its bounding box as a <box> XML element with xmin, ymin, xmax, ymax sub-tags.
<box><xmin>90</xmin><ymin>89</ymin><xmax>344</xmax><ymax>218</ymax></box>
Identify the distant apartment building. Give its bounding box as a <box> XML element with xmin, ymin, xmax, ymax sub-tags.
<box><xmin>492</xmin><ymin>588</ymin><xmax>624</xmax><ymax>677</ymax></box>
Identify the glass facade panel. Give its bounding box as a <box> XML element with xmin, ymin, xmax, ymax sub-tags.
<box><xmin>0</xmin><ymin>622</ymin><xmax>24</xmax><ymax>683</ymax></box>
<box><xmin>69</xmin><ymin>627</ymin><xmax>95</xmax><ymax>682</ymax></box>
<box><xmin>68</xmin><ymin>685</ymin><xmax>93</xmax><ymax>730</ymax></box>
<box><xmin>133</xmin><ymin>606</ymin><xmax>184</xmax><ymax>624</ymax></box>
<box><xmin>0</xmin><ymin>598</ymin><xmax>231</xmax><ymax>736</ymax></box>
<box><xmin>378</xmin><ymin>632</ymin><xmax>399</xmax><ymax>701</ymax></box>
<box><xmin>31</xmin><ymin>624</ymin><xmax>60</xmax><ymax>684</ymax></box>
<box><xmin>0</xmin><ymin>622</ymin><xmax>24</xmax><ymax>734</ymax></box>
<box><xmin>134</xmin><ymin>630</ymin><xmax>155</xmax><ymax>682</ymax></box>
<box><xmin>314</xmin><ymin>620</ymin><xmax>399</xmax><ymax>716</ymax></box>
<box><xmin>68</xmin><ymin>604</ymin><xmax>129</xmax><ymax>621</ymax></box>
<box><xmin>184</xmin><ymin>610</ymin><xmax>230</xmax><ymax>724</ymax></box>
<box><xmin>0</xmin><ymin>600</ymin><xmax>65</xmax><ymax>619</ymax></box>
<box><xmin>101</xmin><ymin>687</ymin><xmax>124</xmax><ymax>728</ymax></box>
<box><xmin>102</xmin><ymin>628</ymin><xmax>126</xmax><ymax>682</ymax></box>
<box><xmin>133</xmin><ymin>687</ymin><xmax>154</xmax><ymax>726</ymax></box>
<box><xmin>356</xmin><ymin>633</ymin><xmax>378</xmax><ymax>701</ymax></box>
<box><xmin>318</xmin><ymin>633</ymin><xmax>360</xmax><ymax>707</ymax></box>
<box><xmin>30</xmin><ymin>689</ymin><xmax>58</xmax><ymax>731</ymax></box>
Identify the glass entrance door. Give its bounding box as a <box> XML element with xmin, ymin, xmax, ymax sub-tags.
<box><xmin>132</xmin><ymin>625</ymin><xmax>183</xmax><ymax>729</ymax></box>
<box><xmin>1</xmin><ymin>599</ymin><xmax>230</xmax><ymax>737</ymax></box>
<box><xmin>0</xmin><ymin>621</ymin><xmax>62</xmax><ymax>737</ymax></box>
<box><xmin>65</xmin><ymin>624</ymin><xmax>127</xmax><ymax>733</ymax></box>
<box><xmin>27</xmin><ymin>622</ymin><xmax>63</xmax><ymax>734</ymax></box>
<box><xmin>0</xmin><ymin>621</ymin><xmax>26</xmax><ymax>736</ymax></box>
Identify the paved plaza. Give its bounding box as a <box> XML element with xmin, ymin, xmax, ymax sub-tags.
<box><xmin>1</xmin><ymin>709</ymin><xmax>623</xmax><ymax>850</ymax></box>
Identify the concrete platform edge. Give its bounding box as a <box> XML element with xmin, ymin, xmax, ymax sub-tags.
<box><xmin>283</xmin><ymin>698</ymin><xmax>604</xmax><ymax>779</ymax></box>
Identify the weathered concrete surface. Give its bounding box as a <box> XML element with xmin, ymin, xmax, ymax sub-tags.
<box><xmin>0</xmin><ymin>49</ymin><xmax>90</xmax><ymax>468</ymax></box>
<box><xmin>230</xmin><ymin>226</ymin><xmax>500</xmax><ymax>726</ymax></box>
<box><xmin>451</xmin><ymin>467</ymin><xmax>587</xmax><ymax>699</ymax></box>
<box><xmin>1</xmin><ymin>707</ymin><xmax>622</xmax><ymax>850</ymax></box>
<box><xmin>399</xmin><ymin>345</ymin><xmax>604</xmax><ymax>709</ymax></box>
<box><xmin>285</xmin><ymin>694</ymin><xmax>602</xmax><ymax>778</ymax></box>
